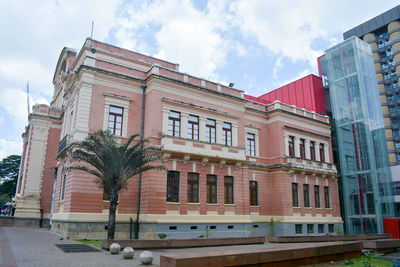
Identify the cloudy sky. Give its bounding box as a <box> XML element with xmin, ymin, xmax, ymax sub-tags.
<box><xmin>0</xmin><ymin>0</ymin><xmax>398</xmax><ymax>160</ymax></box>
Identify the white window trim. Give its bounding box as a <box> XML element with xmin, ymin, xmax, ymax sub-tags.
<box><xmin>245</xmin><ymin>126</ymin><xmax>259</xmax><ymax>157</ymax></box>
<box><xmin>103</xmin><ymin>94</ymin><xmax>132</xmax><ymax>137</ymax></box>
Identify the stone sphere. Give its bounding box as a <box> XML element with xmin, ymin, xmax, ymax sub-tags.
<box><xmin>140</xmin><ymin>251</ymin><xmax>153</xmax><ymax>265</ymax></box>
<box><xmin>122</xmin><ymin>247</ymin><xmax>134</xmax><ymax>259</ymax></box>
<box><xmin>110</xmin><ymin>243</ymin><xmax>121</xmax><ymax>254</ymax></box>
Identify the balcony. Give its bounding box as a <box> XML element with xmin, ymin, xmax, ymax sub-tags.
<box><xmin>286</xmin><ymin>157</ymin><xmax>337</xmax><ymax>175</ymax></box>
<box><xmin>58</xmin><ymin>134</ymin><xmax>69</xmax><ymax>153</ymax></box>
<box><xmin>161</xmin><ymin>135</ymin><xmax>246</xmax><ymax>162</ymax></box>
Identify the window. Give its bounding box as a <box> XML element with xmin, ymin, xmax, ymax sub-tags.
<box><xmin>319</xmin><ymin>143</ymin><xmax>325</xmax><ymax>162</ymax></box>
<box><xmin>222</xmin><ymin>122</ymin><xmax>232</xmax><ymax>146</ymax></box>
<box><xmin>187</xmin><ymin>173</ymin><xmax>199</xmax><ymax>203</ymax></box>
<box><xmin>288</xmin><ymin>136</ymin><xmax>295</xmax><ymax>157</ymax></box>
<box><xmin>307</xmin><ymin>224</ymin><xmax>314</xmax><ymax>234</ymax></box>
<box><xmin>167</xmin><ymin>171</ymin><xmax>180</xmax><ymax>202</ymax></box>
<box><xmin>206</xmin><ymin>119</ymin><xmax>216</xmax><ymax>143</ymax></box>
<box><xmin>367</xmin><ymin>193</ymin><xmax>375</xmax><ymax>214</ymax></box>
<box><xmin>107</xmin><ymin>106</ymin><xmax>123</xmax><ymax>136</ymax></box>
<box><xmin>168</xmin><ymin>111</ymin><xmax>181</xmax><ymax>137</ymax></box>
<box><xmin>188</xmin><ymin>115</ymin><xmax>199</xmax><ymax>140</ymax></box>
<box><xmin>249</xmin><ymin>181</ymin><xmax>258</xmax><ymax>206</ymax></box>
<box><xmin>247</xmin><ymin>133</ymin><xmax>255</xmax><ymax>156</ymax></box>
<box><xmin>292</xmin><ymin>183</ymin><xmax>299</xmax><ymax>207</ymax></box>
<box><xmin>224</xmin><ymin>176</ymin><xmax>234</xmax><ymax>204</ymax></box>
<box><xmin>318</xmin><ymin>224</ymin><xmax>324</xmax><ymax>233</ymax></box>
<box><xmin>207</xmin><ymin>175</ymin><xmax>217</xmax><ymax>203</ymax></box>
<box><xmin>314</xmin><ymin>185</ymin><xmax>321</xmax><ymax>208</ymax></box>
<box><xmin>324</xmin><ymin>186</ymin><xmax>331</xmax><ymax>208</ymax></box>
<box><xmin>295</xmin><ymin>224</ymin><xmax>302</xmax><ymax>234</ymax></box>
<box><xmin>61</xmin><ymin>174</ymin><xmax>66</xmax><ymax>201</ymax></box>
<box><xmin>328</xmin><ymin>224</ymin><xmax>334</xmax><ymax>233</ymax></box>
<box><xmin>310</xmin><ymin>141</ymin><xmax>316</xmax><ymax>161</ymax></box>
<box><xmin>299</xmin><ymin>139</ymin><xmax>305</xmax><ymax>159</ymax></box>
<box><xmin>103</xmin><ymin>189</ymin><xmax>109</xmax><ymax>201</ymax></box>
<box><xmin>303</xmin><ymin>184</ymin><xmax>310</xmax><ymax>207</ymax></box>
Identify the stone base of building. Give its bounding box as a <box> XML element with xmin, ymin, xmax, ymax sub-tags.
<box><xmin>0</xmin><ymin>216</ymin><xmax>50</xmax><ymax>228</ymax></box>
<box><xmin>49</xmin><ymin>220</ymin><xmax>344</xmax><ymax>240</ymax></box>
<box><xmin>14</xmin><ymin>194</ymin><xmax>42</xmax><ymax>218</ymax></box>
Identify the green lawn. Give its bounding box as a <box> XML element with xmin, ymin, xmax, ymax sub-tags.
<box><xmin>75</xmin><ymin>239</ymin><xmax>102</xmax><ymax>249</ymax></box>
<box><xmin>305</xmin><ymin>254</ymin><xmax>395</xmax><ymax>266</ymax></box>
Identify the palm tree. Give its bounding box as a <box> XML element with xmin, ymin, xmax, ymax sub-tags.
<box><xmin>68</xmin><ymin>130</ymin><xmax>164</xmax><ymax>239</ymax></box>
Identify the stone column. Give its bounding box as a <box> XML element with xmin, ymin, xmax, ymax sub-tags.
<box><xmin>181</xmin><ymin>113</ymin><xmax>188</xmax><ymax>138</ymax></box>
<box><xmin>305</xmin><ymin>139</ymin><xmax>310</xmax><ymax>160</ymax></box>
<box><xmin>294</xmin><ymin>137</ymin><xmax>300</xmax><ymax>158</ymax></box>
<box><xmin>232</xmin><ymin>123</ymin><xmax>238</xmax><ymax>147</ymax></box>
<box><xmin>162</xmin><ymin>109</ymin><xmax>169</xmax><ymax>135</ymax></box>
<box><xmin>199</xmin><ymin>117</ymin><xmax>206</xmax><ymax>142</ymax></box>
<box><xmin>216</xmin><ymin>121</ymin><xmax>223</xmax><ymax>144</ymax></box>
<box><xmin>323</xmin><ymin>143</ymin><xmax>330</xmax><ymax>163</ymax></box>
<box><xmin>284</xmin><ymin>135</ymin><xmax>289</xmax><ymax>156</ymax></box>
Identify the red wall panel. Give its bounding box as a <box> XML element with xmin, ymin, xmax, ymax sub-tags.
<box><xmin>244</xmin><ymin>74</ymin><xmax>325</xmax><ymax>114</ymax></box>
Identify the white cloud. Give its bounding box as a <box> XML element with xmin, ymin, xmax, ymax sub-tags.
<box><xmin>272</xmin><ymin>57</ymin><xmax>283</xmax><ymax>79</ymax></box>
<box><xmin>115</xmin><ymin>0</ymin><xmax>231</xmax><ymax>79</ymax></box>
<box><xmin>0</xmin><ymin>139</ymin><xmax>22</xmax><ymax>161</ymax></box>
<box><xmin>273</xmin><ymin>69</ymin><xmax>312</xmax><ymax>89</ymax></box>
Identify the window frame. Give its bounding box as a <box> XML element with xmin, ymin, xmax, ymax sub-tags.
<box><xmin>61</xmin><ymin>174</ymin><xmax>67</xmax><ymax>201</ymax></box>
<box><xmin>222</xmin><ymin>122</ymin><xmax>232</xmax><ymax>146</ymax></box>
<box><xmin>206</xmin><ymin>119</ymin><xmax>216</xmax><ymax>143</ymax></box>
<box><xmin>324</xmin><ymin>186</ymin><xmax>331</xmax><ymax>208</ymax></box>
<box><xmin>307</xmin><ymin>224</ymin><xmax>314</xmax><ymax>234</ymax></box>
<box><xmin>318</xmin><ymin>224</ymin><xmax>324</xmax><ymax>233</ymax></box>
<box><xmin>188</xmin><ymin>115</ymin><xmax>199</xmax><ymax>140</ymax></box>
<box><xmin>187</xmin><ymin>173</ymin><xmax>199</xmax><ymax>203</ymax></box>
<box><xmin>295</xmin><ymin>224</ymin><xmax>302</xmax><ymax>234</ymax></box>
<box><xmin>288</xmin><ymin>136</ymin><xmax>295</xmax><ymax>157</ymax></box>
<box><xmin>107</xmin><ymin>106</ymin><xmax>123</xmax><ymax>136</ymax></box>
<box><xmin>299</xmin><ymin>138</ymin><xmax>305</xmax><ymax>159</ymax></box>
<box><xmin>303</xmin><ymin>184</ymin><xmax>311</xmax><ymax>208</ymax></box>
<box><xmin>314</xmin><ymin>185</ymin><xmax>321</xmax><ymax>208</ymax></box>
<box><xmin>168</xmin><ymin>111</ymin><xmax>181</xmax><ymax>137</ymax></box>
<box><xmin>207</xmin><ymin>175</ymin><xmax>218</xmax><ymax>203</ymax></box>
<box><xmin>167</xmin><ymin>171</ymin><xmax>180</xmax><ymax>202</ymax></box>
<box><xmin>319</xmin><ymin>143</ymin><xmax>325</xmax><ymax>162</ymax></box>
<box><xmin>292</xmin><ymin>183</ymin><xmax>299</xmax><ymax>207</ymax></box>
<box><xmin>247</xmin><ymin>133</ymin><xmax>256</xmax><ymax>156</ymax></box>
<box><xmin>249</xmin><ymin>181</ymin><xmax>258</xmax><ymax>206</ymax></box>
<box><xmin>310</xmin><ymin>141</ymin><xmax>316</xmax><ymax>161</ymax></box>
<box><xmin>224</xmin><ymin>176</ymin><xmax>234</xmax><ymax>204</ymax></box>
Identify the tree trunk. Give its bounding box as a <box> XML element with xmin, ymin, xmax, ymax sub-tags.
<box><xmin>107</xmin><ymin>200</ymin><xmax>117</xmax><ymax>239</ymax></box>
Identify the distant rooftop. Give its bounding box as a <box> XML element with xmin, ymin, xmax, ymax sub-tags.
<box><xmin>343</xmin><ymin>5</ymin><xmax>400</xmax><ymax>39</ymax></box>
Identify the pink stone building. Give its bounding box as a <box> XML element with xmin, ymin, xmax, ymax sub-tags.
<box><xmin>15</xmin><ymin>38</ymin><xmax>341</xmax><ymax>239</ymax></box>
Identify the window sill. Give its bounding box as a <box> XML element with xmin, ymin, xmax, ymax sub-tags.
<box><xmin>293</xmin><ymin>206</ymin><xmax>301</xmax><ymax>209</ymax></box>
<box><xmin>250</xmin><ymin>205</ymin><xmax>260</xmax><ymax>208</ymax></box>
<box><xmin>206</xmin><ymin>203</ymin><xmax>218</xmax><ymax>206</ymax></box>
<box><xmin>187</xmin><ymin>202</ymin><xmax>200</xmax><ymax>205</ymax></box>
<box><xmin>305</xmin><ymin>207</ymin><xmax>312</xmax><ymax>209</ymax></box>
<box><xmin>224</xmin><ymin>204</ymin><xmax>235</xmax><ymax>206</ymax></box>
<box><xmin>167</xmin><ymin>202</ymin><xmax>181</xmax><ymax>205</ymax></box>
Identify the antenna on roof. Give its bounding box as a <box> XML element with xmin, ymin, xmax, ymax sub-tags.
<box><xmin>89</xmin><ymin>20</ymin><xmax>94</xmax><ymax>47</ymax></box>
<box><xmin>26</xmin><ymin>81</ymin><xmax>30</xmax><ymax>115</ymax></box>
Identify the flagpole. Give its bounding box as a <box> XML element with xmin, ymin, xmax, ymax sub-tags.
<box><xmin>26</xmin><ymin>81</ymin><xmax>30</xmax><ymax>115</ymax></box>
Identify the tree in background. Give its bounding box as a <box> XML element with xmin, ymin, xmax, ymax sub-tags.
<box><xmin>68</xmin><ymin>130</ymin><xmax>164</xmax><ymax>239</ymax></box>
<box><xmin>0</xmin><ymin>155</ymin><xmax>21</xmax><ymax>208</ymax></box>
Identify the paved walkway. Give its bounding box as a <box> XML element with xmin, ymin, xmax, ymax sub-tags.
<box><xmin>0</xmin><ymin>227</ymin><xmax>314</xmax><ymax>267</ymax></box>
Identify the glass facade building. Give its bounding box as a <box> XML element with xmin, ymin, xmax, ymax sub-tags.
<box><xmin>321</xmin><ymin>37</ymin><xmax>395</xmax><ymax>234</ymax></box>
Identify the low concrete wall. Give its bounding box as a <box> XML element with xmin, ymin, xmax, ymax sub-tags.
<box><xmin>363</xmin><ymin>239</ymin><xmax>400</xmax><ymax>252</ymax></box>
<box><xmin>0</xmin><ymin>216</ymin><xmax>49</xmax><ymax>228</ymax></box>
<box><xmin>101</xmin><ymin>236</ymin><xmax>265</xmax><ymax>250</ymax></box>
<box><xmin>160</xmin><ymin>241</ymin><xmax>362</xmax><ymax>267</ymax></box>
<box><xmin>268</xmin><ymin>233</ymin><xmax>392</xmax><ymax>243</ymax></box>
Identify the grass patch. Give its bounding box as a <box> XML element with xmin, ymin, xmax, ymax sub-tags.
<box><xmin>75</xmin><ymin>239</ymin><xmax>102</xmax><ymax>249</ymax></box>
<box><xmin>306</xmin><ymin>254</ymin><xmax>394</xmax><ymax>266</ymax></box>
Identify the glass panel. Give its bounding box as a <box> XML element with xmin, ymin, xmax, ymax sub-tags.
<box><xmin>109</xmin><ymin>106</ymin><xmax>123</xmax><ymax>114</ymax></box>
